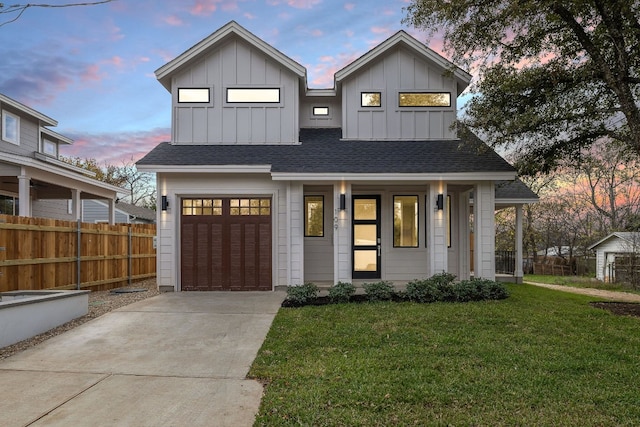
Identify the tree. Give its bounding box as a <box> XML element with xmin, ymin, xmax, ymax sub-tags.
<box><xmin>0</xmin><ymin>1</ymin><xmax>116</xmax><ymax>27</ymax></box>
<box><xmin>61</xmin><ymin>156</ymin><xmax>156</xmax><ymax>208</ymax></box>
<box><xmin>403</xmin><ymin>1</ymin><xmax>640</xmax><ymax>175</ymax></box>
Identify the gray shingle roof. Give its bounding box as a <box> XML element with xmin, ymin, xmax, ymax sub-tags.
<box><xmin>495</xmin><ymin>179</ymin><xmax>539</xmax><ymax>200</ymax></box>
<box><xmin>137</xmin><ymin>128</ymin><xmax>516</xmax><ymax>174</ymax></box>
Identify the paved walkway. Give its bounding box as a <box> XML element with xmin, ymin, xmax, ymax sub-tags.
<box><xmin>524</xmin><ymin>281</ymin><xmax>640</xmax><ymax>302</ymax></box>
<box><xmin>0</xmin><ymin>291</ymin><xmax>285</xmax><ymax>427</ymax></box>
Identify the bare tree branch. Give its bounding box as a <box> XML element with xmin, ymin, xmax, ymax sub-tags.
<box><xmin>0</xmin><ymin>1</ymin><xmax>116</xmax><ymax>27</ymax></box>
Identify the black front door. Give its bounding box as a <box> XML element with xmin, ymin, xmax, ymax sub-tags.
<box><xmin>352</xmin><ymin>195</ymin><xmax>381</xmax><ymax>279</ymax></box>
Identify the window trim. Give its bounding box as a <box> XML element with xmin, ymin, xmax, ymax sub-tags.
<box><xmin>177</xmin><ymin>87</ymin><xmax>212</xmax><ymax>104</ymax></box>
<box><xmin>393</xmin><ymin>195</ymin><xmax>419</xmax><ymax>248</ymax></box>
<box><xmin>398</xmin><ymin>91</ymin><xmax>451</xmax><ymax>108</ymax></box>
<box><xmin>2</xmin><ymin>110</ymin><xmax>20</xmax><ymax>145</ymax></box>
<box><xmin>225</xmin><ymin>87</ymin><xmax>282</xmax><ymax>105</ymax></box>
<box><xmin>304</xmin><ymin>195</ymin><xmax>324</xmax><ymax>237</ymax></box>
<box><xmin>360</xmin><ymin>91</ymin><xmax>382</xmax><ymax>108</ymax></box>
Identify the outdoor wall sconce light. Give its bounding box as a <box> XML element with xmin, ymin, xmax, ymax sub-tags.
<box><xmin>436</xmin><ymin>193</ymin><xmax>444</xmax><ymax>210</ymax></box>
<box><xmin>339</xmin><ymin>193</ymin><xmax>346</xmax><ymax>210</ymax></box>
<box><xmin>161</xmin><ymin>195</ymin><xmax>169</xmax><ymax>211</ymax></box>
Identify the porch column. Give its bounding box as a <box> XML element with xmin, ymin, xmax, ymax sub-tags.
<box><xmin>473</xmin><ymin>181</ymin><xmax>496</xmax><ymax>280</ymax></box>
<box><xmin>287</xmin><ymin>182</ymin><xmax>304</xmax><ymax>285</ymax></box>
<box><xmin>108</xmin><ymin>198</ymin><xmax>116</xmax><ymax>225</ymax></box>
<box><xmin>17</xmin><ymin>175</ymin><xmax>30</xmax><ymax>217</ymax></box>
<box><xmin>430</xmin><ymin>182</ymin><xmax>447</xmax><ymax>274</ymax></box>
<box><xmin>70</xmin><ymin>189</ymin><xmax>81</xmax><ymax>221</ymax></box>
<box><xmin>514</xmin><ymin>204</ymin><xmax>524</xmax><ymax>284</ymax></box>
<box><xmin>334</xmin><ymin>182</ymin><xmax>351</xmax><ymax>284</ymax></box>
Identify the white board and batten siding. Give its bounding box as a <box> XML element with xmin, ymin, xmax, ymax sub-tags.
<box><xmin>341</xmin><ymin>46</ymin><xmax>458</xmax><ymax>141</ymax></box>
<box><xmin>171</xmin><ymin>38</ymin><xmax>300</xmax><ymax>145</ymax></box>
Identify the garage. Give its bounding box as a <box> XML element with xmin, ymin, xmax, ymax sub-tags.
<box><xmin>180</xmin><ymin>197</ymin><xmax>272</xmax><ymax>291</ymax></box>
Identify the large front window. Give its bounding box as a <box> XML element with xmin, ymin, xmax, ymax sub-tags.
<box><xmin>393</xmin><ymin>195</ymin><xmax>418</xmax><ymax>247</ymax></box>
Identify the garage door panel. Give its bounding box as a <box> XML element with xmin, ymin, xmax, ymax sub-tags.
<box><xmin>181</xmin><ymin>197</ymin><xmax>272</xmax><ymax>291</ymax></box>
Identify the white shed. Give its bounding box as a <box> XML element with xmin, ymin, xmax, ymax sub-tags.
<box><xmin>588</xmin><ymin>232</ymin><xmax>640</xmax><ymax>282</ymax></box>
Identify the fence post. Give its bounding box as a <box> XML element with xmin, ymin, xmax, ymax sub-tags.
<box><xmin>128</xmin><ymin>224</ymin><xmax>132</xmax><ymax>286</ymax></box>
<box><xmin>76</xmin><ymin>219</ymin><xmax>82</xmax><ymax>290</ymax></box>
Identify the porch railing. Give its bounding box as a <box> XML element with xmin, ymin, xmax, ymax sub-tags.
<box><xmin>495</xmin><ymin>250</ymin><xmax>516</xmax><ymax>274</ymax></box>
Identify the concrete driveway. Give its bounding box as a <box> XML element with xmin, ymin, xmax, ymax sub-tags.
<box><xmin>0</xmin><ymin>291</ymin><xmax>285</xmax><ymax>427</ymax></box>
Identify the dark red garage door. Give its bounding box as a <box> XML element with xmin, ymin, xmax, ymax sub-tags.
<box><xmin>181</xmin><ymin>197</ymin><xmax>272</xmax><ymax>291</ymax></box>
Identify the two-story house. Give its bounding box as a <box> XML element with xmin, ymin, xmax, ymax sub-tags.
<box><xmin>137</xmin><ymin>21</ymin><xmax>537</xmax><ymax>292</ymax></box>
<box><xmin>0</xmin><ymin>93</ymin><xmax>125</xmax><ymax>222</ymax></box>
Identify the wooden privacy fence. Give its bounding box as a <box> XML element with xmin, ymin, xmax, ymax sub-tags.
<box><xmin>0</xmin><ymin>214</ymin><xmax>156</xmax><ymax>292</ymax></box>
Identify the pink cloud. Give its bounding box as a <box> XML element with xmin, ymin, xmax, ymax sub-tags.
<box><xmin>344</xmin><ymin>3</ymin><xmax>355</xmax><ymax>11</ymax></box>
<box><xmin>244</xmin><ymin>12</ymin><xmax>256</xmax><ymax>19</ymax></box>
<box><xmin>190</xmin><ymin>0</ymin><xmax>217</xmax><ymax>15</ymax></box>
<box><xmin>62</xmin><ymin>128</ymin><xmax>172</xmax><ymax>165</ymax></box>
<box><xmin>82</xmin><ymin>64</ymin><xmax>104</xmax><ymax>82</ymax></box>
<box><xmin>164</xmin><ymin>14</ymin><xmax>184</xmax><ymax>26</ymax></box>
<box><xmin>266</xmin><ymin>0</ymin><xmax>321</xmax><ymax>9</ymax></box>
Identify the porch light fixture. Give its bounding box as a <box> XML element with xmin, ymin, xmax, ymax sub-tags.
<box><xmin>339</xmin><ymin>193</ymin><xmax>346</xmax><ymax>210</ymax></box>
<box><xmin>436</xmin><ymin>194</ymin><xmax>444</xmax><ymax>210</ymax></box>
<box><xmin>161</xmin><ymin>195</ymin><xmax>169</xmax><ymax>211</ymax></box>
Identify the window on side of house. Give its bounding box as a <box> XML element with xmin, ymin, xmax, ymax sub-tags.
<box><xmin>304</xmin><ymin>195</ymin><xmax>324</xmax><ymax>237</ymax></box>
<box><xmin>2</xmin><ymin>110</ymin><xmax>20</xmax><ymax>144</ymax></box>
<box><xmin>313</xmin><ymin>107</ymin><xmax>329</xmax><ymax>116</ymax></box>
<box><xmin>361</xmin><ymin>92</ymin><xmax>382</xmax><ymax>107</ymax></box>
<box><xmin>177</xmin><ymin>88</ymin><xmax>211</xmax><ymax>103</ymax></box>
<box><xmin>42</xmin><ymin>139</ymin><xmax>57</xmax><ymax>157</ymax></box>
<box><xmin>393</xmin><ymin>195</ymin><xmax>418</xmax><ymax>248</ymax></box>
<box><xmin>398</xmin><ymin>92</ymin><xmax>451</xmax><ymax>107</ymax></box>
<box><xmin>0</xmin><ymin>194</ymin><xmax>18</xmax><ymax>215</ymax></box>
<box><xmin>226</xmin><ymin>88</ymin><xmax>280</xmax><ymax>103</ymax></box>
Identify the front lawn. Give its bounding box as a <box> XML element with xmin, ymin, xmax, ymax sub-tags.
<box><xmin>249</xmin><ymin>284</ymin><xmax>640</xmax><ymax>426</ymax></box>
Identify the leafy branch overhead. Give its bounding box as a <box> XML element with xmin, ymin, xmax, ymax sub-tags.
<box><xmin>0</xmin><ymin>1</ymin><xmax>116</xmax><ymax>27</ymax></box>
<box><xmin>404</xmin><ymin>0</ymin><xmax>640</xmax><ymax>175</ymax></box>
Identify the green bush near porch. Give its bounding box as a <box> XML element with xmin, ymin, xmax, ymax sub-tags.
<box><xmin>250</xmin><ymin>284</ymin><xmax>640</xmax><ymax>426</ymax></box>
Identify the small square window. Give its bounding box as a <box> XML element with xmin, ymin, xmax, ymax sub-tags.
<box><xmin>313</xmin><ymin>107</ymin><xmax>329</xmax><ymax>116</ymax></box>
<box><xmin>178</xmin><ymin>88</ymin><xmax>211</xmax><ymax>103</ymax></box>
<box><xmin>2</xmin><ymin>110</ymin><xmax>20</xmax><ymax>144</ymax></box>
<box><xmin>361</xmin><ymin>92</ymin><xmax>381</xmax><ymax>107</ymax></box>
<box><xmin>304</xmin><ymin>195</ymin><xmax>324</xmax><ymax>237</ymax></box>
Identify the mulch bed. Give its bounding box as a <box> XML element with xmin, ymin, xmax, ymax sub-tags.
<box><xmin>590</xmin><ymin>302</ymin><xmax>640</xmax><ymax>318</ymax></box>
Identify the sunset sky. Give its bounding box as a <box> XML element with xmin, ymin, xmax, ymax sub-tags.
<box><xmin>0</xmin><ymin>0</ymin><xmax>451</xmax><ymax>165</ymax></box>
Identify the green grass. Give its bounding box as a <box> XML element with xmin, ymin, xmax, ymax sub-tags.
<box><xmin>249</xmin><ymin>284</ymin><xmax>640</xmax><ymax>426</ymax></box>
<box><xmin>526</xmin><ymin>274</ymin><xmax>640</xmax><ymax>294</ymax></box>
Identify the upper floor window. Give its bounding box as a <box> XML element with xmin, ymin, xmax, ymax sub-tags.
<box><xmin>226</xmin><ymin>88</ymin><xmax>280</xmax><ymax>103</ymax></box>
<box><xmin>42</xmin><ymin>139</ymin><xmax>57</xmax><ymax>157</ymax></box>
<box><xmin>178</xmin><ymin>88</ymin><xmax>211</xmax><ymax>103</ymax></box>
<box><xmin>361</xmin><ymin>92</ymin><xmax>381</xmax><ymax>107</ymax></box>
<box><xmin>2</xmin><ymin>110</ymin><xmax>19</xmax><ymax>144</ymax></box>
<box><xmin>399</xmin><ymin>92</ymin><xmax>451</xmax><ymax>107</ymax></box>
<box><xmin>313</xmin><ymin>107</ymin><xmax>329</xmax><ymax>116</ymax></box>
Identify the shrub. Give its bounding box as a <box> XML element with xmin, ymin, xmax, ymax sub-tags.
<box><xmin>285</xmin><ymin>283</ymin><xmax>319</xmax><ymax>305</ymax></box>
<box><xmin>453</xmin><ymin>279</ymin><xmax>509</xmax><ymax>302</ymax></box>
<box><xmin>328</xmin><ymin>281</ymin><xmax>356</xmax><ymax>303</ymax></box>
<box><xmin>405</xmin><ymin>279</ymin><xmax>441</xmax><ymax>303</ymax></box>
<box><xmin>363</xmin><ymin>281</ymin><xmax>395</xmax><ymax>301</ymax></box>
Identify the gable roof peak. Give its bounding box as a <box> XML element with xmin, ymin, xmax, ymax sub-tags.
<box><xmin>155</xmin><ymin>20</ymin><xmax>306</xmax><ymax>92</ymax></box>
<box><xmin>334</xmin><ymin>29</ymin><xmax>471</xmax><ymax>96</ymax></box>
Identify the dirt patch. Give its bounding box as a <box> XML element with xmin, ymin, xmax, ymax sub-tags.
<box><xmin>590</xmin><ymin>302</ymin><xmax>640</xmax><ymax>318</ymax></box>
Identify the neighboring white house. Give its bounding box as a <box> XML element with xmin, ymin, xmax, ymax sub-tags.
<box><xmin>0</xmin><ymin>93</ymin><xmax>126</xmax><ymax>223</ymax></box>
<box><xmin>137</xmin><ymin>21</ymin><xmax>537</xmax><ymax>292</ymax></box>
<box><xmin>588</xmin><ymin>232</ymin><xmax>640</xmax><ymax>282</ymax></box>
